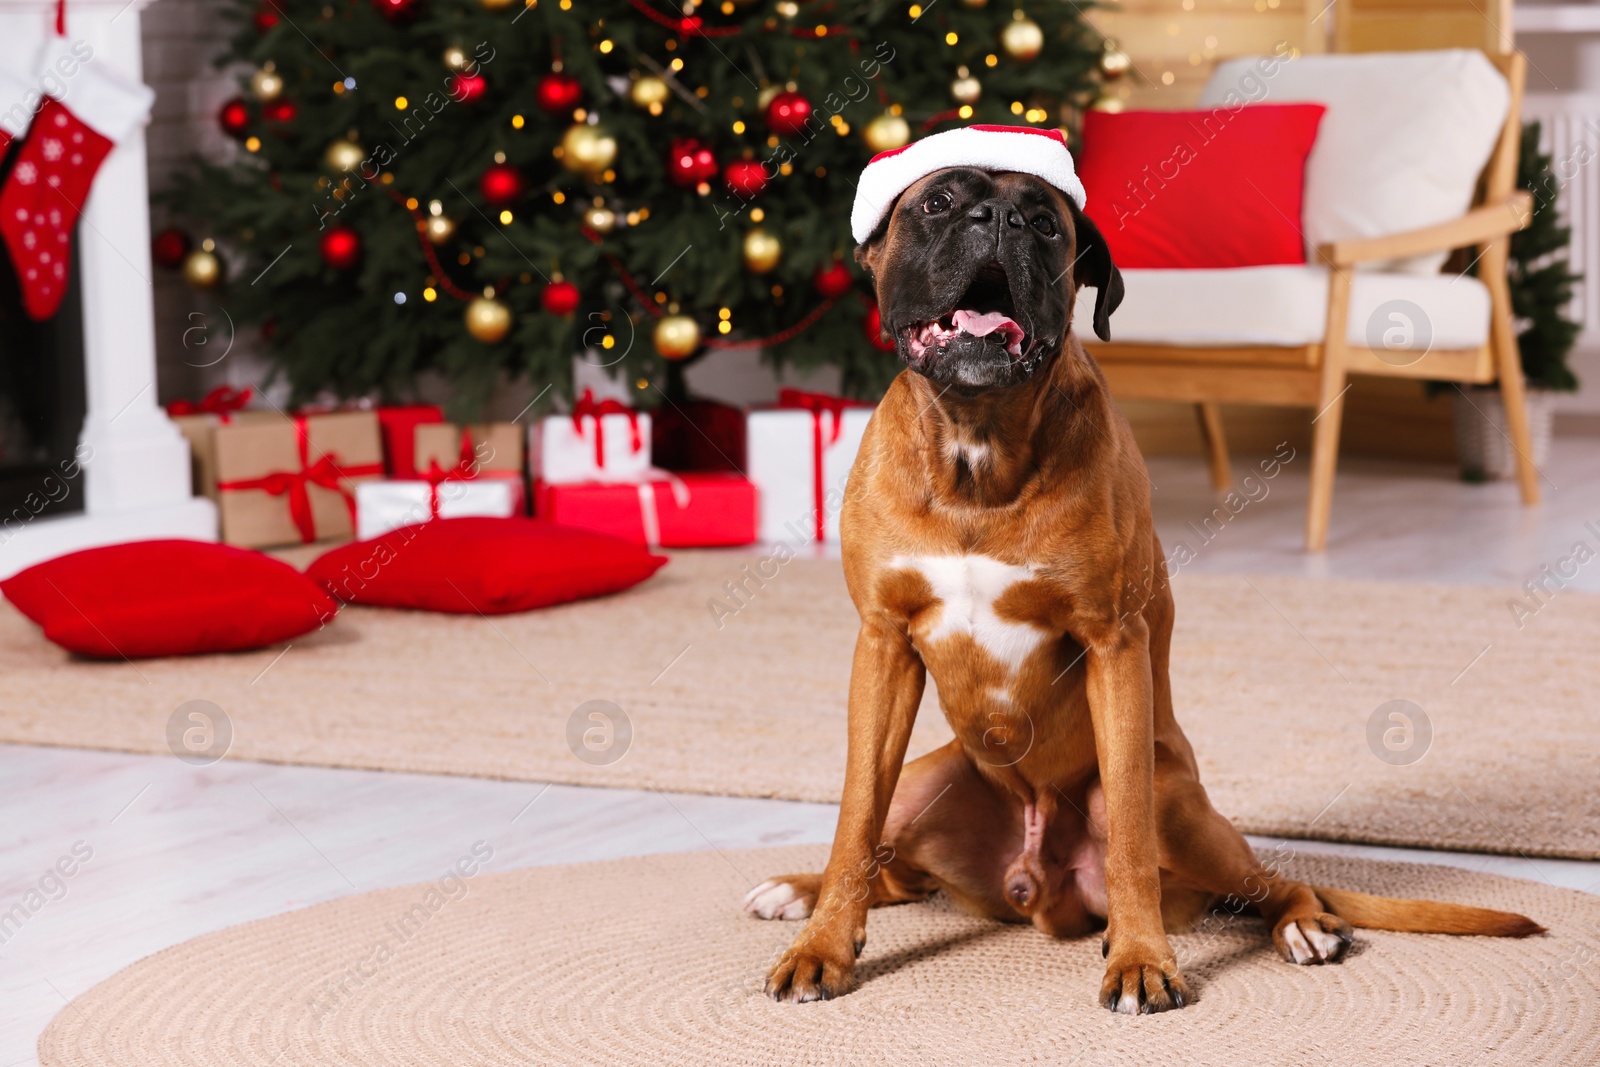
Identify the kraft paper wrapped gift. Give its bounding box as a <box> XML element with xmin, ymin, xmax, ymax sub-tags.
<box><xmin>745</xmin><ymin>389</ymin><xmax>874</xmax><ymax>544</ymax></box>
<box><xmin>166</xmin><ymin>386</ymin><xmax>276</xmax><ymax>501</ymax></box>
<box><xmin>354</xmin><ymin>478</ymin><xmax>522</xmax><ymax>540</ymax></box>
<box><xmin>530</xmin><ymin>390</ymin><xmax>651</xmax><ymax>484</ymax></box>
<box><xmin>214</xmin><ymin>411</ymin><xmax>384</xmax><ymax>547</ymax></box>
<box><xmin>413</xmin><ymin>422</ymin><xmax>525</xmax><ymax>487</ymax></box>
<box><xmin>533</xmin><ymin>472</ymin><xmax>757</xmax><ymax>547</ymax></box>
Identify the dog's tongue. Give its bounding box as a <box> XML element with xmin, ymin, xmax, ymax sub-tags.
<box><xmin>953</xmin><ymin>309</ymin><xmax>1025</xmax><ymax>355</ymax></box>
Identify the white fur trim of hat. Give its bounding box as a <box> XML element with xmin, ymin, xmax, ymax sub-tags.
<box><xmin>850</xmin><ymin>124</ymin><xmax>1087</xmax><ymax>245</ymax></box>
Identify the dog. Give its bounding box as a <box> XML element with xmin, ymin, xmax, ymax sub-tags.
<box><xmin>744</xmin><ymin>130</ymin><xmax>1542</xmax><ymax>1014</ymax></box>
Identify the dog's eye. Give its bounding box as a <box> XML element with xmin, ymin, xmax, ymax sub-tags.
<box><xmin>1032</xmin><ymin>214</ymin><xmax>1057</xmax><ymax>237</ymax></box>
<box><xmin>922</xmin><ymin>192</ymin><xmax>954</xmax><ymax>215</ymax></box>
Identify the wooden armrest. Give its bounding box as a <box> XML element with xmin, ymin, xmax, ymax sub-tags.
<box><xmin>1317</xmin><ymin>192</ymin><xmax>1532</xmax><ymax>267</ymax></box>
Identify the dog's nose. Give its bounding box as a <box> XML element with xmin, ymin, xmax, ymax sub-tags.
<box><xmin>969</xmin><ymin>198</ymin><xmax>1024</xmax><ymax>229</ymax></box>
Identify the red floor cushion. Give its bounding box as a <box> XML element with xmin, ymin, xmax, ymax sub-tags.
<box><xmin>2</xmin><ymin>540</ymin><xmax>338</xmax><ymax>659</ymax></box>
<box><xmin>306</xmin><ymin>517</ymin><xmax>668</xmax><ymax>614</ymax></box>
<box><xmin>1077</xmin><ymin>103</ymin><xmax>1326</xmax><ymax>269</ymax></box>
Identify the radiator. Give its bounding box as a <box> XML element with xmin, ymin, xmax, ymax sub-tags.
<box><xmin>1520</xmin><ymin>93</ymin><xmax>1600</xmax><ymax>345</ymax></box>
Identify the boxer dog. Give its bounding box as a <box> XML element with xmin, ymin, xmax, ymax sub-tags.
<box><xmin>744</xmin><ymin>128</ymin><xmax>1541</xmax><ymax>1014</ymax></box>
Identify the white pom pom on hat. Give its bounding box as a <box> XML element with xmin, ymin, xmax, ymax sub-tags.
<box><xmin>850</xmin><ymin>124</ymin><xmax>1087</xmax><ymax>245</ymax></box>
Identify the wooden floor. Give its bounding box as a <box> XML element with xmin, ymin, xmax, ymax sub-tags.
<box><xmin>2</xmin><ymin>436</ymin><xmax>1598</xmax><ymax>1066</ymax></box>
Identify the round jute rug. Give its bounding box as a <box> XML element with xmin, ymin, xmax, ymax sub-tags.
<box><xmin>38</xmin><ymin>846</ymin><xmax>1600</xmax><ymax>1067</ymax></box>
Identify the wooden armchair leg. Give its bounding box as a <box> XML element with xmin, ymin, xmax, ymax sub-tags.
<box><xmin>1194</xmin><ymin>403</ymin><xmax>1232</xmax><ymax>490</ymax></box>
<box><xmin>1484</xmin><ymin>239</ymin><xmax>1542</xmax><ymax>505</ymax></box>
<box><xmin>1306</xmin><ymin>265</ymin><xmax>1353</xmax><ymax>552</ymax></box>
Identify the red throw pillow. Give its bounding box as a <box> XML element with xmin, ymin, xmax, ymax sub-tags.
<box><xmin>2</xmin><ymin>540</ymin><xmax>338</xmax><ymax>659</ymax></box>
<box><xmin>1077</xmin><ymin>103</ymin><xmax>1326</xmax><ymax>269</ymax></box>
<box><xmin>306</xmin><ymin>517</ymin><xmax>668</xmax><ymax>614</ymax></box>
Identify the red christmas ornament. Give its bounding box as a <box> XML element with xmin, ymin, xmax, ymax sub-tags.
<box><xmin>666</xmin><ymin>138</ymin><xmax>717</xmax><ymax>188</ymax></box>
<box><xmin>864</xmin><ymin>303</ymin><xmax>897</xmax><ymax>352</ymax></box>
<box><xmin>218</xmin><ymin>97</ymin><xmax>250</xmax><ymax>139</ymax></box>
<box><xmin>723</xmin><ymin>159</ymin><xmax>768</xmax><ymax>199</ymax></box>
<box><xmin>252</xmin><ymin>6</ymin><xmax>279</xmax><ymax>31</ymax></box>
<box><xmin>450</xmin><ymin>72</ymin><xmax>487</xmax><ymax>104</ymax></box>
<box><xmin>765</xmin><ymin>90</ymin><xmax>812</xmax><ymax>138</ymax></box>
<box><xmin>480</xmin><ymin>163</ymin><xmax>525</xmax><ymax>206</ymax></box>
<box><xmin>264</xmin><ymin>99</ymin><xmax>297</xmax><ymax>124</ymax></box>
<box><xmin>371</xmin><ymin>0</ymin><xmax>418</xmax><ymax>20</ymax></box>
<box><xmin>151</xmin><ymin>229</ymin><xmax>191</xmax><ymax>270</ymax></box>
<box><xmin>541</xmin><ymin>280</ymin><xmax>580</xmax><ymax>316</ymax></box>
<box><xmin>814</xmin><ymin>260</ymin><xmax>853</xmax><ymax>299</ymax></box>
<box><xmin>320</xmin><ymin>226</ymin><xmax>362</xmax><ymax>271</ymax></box>
<box><xmin>535</xmin><ymin>72</ymin><xmax>582</xmax><ymax>116</ymax></box>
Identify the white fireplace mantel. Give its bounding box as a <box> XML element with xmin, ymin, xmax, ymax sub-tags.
<box><xmin>0</xmin><ymin>0</ymin><xmax>214</xmax><ymax>580</ymax></box>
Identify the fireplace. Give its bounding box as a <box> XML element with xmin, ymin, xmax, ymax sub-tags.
<box><xmin>0</xmin><ymin>0</ymin><xmax>214</xmax><ymax>579</ymax></box>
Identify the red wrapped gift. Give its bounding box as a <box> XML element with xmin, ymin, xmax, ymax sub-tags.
<box><xmin>651</xmin><ymin>398</ymin><xmax>746</xmax><ymax>473</ymax></box>
<box><xmin>376</xmin><ymin>403</ymin><xmax>444</xmax><ymax>478</ymax></box>
<box><xmin>534</xmin><ymin>472</ymin><xmax>757</xmax><ymax>547</ymax></box>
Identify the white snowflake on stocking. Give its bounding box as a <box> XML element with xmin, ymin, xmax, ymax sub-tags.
<box><xmin>41</xmin><ymin>139</ymin><xmax>61</xmax><ymax>161</ymax></box>
<box><xmin>14</xmin><ymin>161</ymin><xmax>35</xmax><ymax>185</ymax></box>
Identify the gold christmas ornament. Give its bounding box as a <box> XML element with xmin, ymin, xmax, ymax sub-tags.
<box><xmin>479</xmin><ymin>0</ymin><xmax>515</xmax><ymax>9</ymax></box>
<box><xmin>584</xmin><ymin>206</ymin><xmax>617</xmax><ymax>234</ymax></box>
<box><xmin>465</xmin><ymin>294</ymin><xmax>513</xmax><ymax>342</ymax></box>
<box><xmin>862</xmin><ymin>112</ymin><xmax>911</xmax><ymax>153</ymax></box>
<box><xmin>1091</xmin><ymin>92</ymin><xmax>1127</xmax><ymax>113</ymax></box>
<box><xmin>1001</xmin><ymin>15</ymin><xmax>1044</xmax><ymax>62</ymax></box>
<box><xmin>951</xmin><ymin>75</ymin><xmax>982</xmax><ymax>105</ymax></box>
<box><xmin>443</xmin><ymin>45</ymin><xmax>471</xmax><ymax>72</ymax></box>
<box><xmin>629</xmin><ymin>75</ymin><xmax>670</xmax><ymax>110</ymax></box>
<box><xmin>1100</xmin><ymin>41</ymin><xmax>1131</xmax><ymax>80</ymax></box>
<box><xmin>250</xmin><ymin>65</ymin><xmax>284</xmax><ymax>102</ymax></box>
<box><xmin>560</xmin><ymin>123</ymin><xmax>617</xmax><ymax>177</ymax></box>
<box><xmin>324</xmin><ymin>138</ymin><xmax>365</xmax><ymax>172</ymax></box>
<box><xmin>182</xmin><ymin>248</ymin><xmax>222</xmax><ymax>289</ymax></box>
<box><xmin>653</xmin><ymin>314</ymin><xmax>701</xmax><ymax>359</ymax></box>
<box><xmin>756</xmin><ymin>84</ymin><xmax>782</xmax><ymax>111</ymax></box>
<box><xmin>742</xmin><ymin>227</ymin><xmax>782</xmax><ymax>273</ymax></box>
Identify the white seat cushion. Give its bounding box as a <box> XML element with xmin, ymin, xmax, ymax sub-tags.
<box><xmin>1076</xmin><ymin>266</ymin><xmax>1491</xmax><ymax>349</ymax></box>
<box><xmin>1197</xmin><ymin>51</ymin><xmax>1509</xmax><ymax>274</ymax></box>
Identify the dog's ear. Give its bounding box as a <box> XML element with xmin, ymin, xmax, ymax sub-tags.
<box><xmin>1068</xmin><ymin>203</ymin><xmax>1123</xmax><ymax>343</ymax></box>
<box><xmin>854</xmin><ymin>217</ymin><xmax>890</xmax><ymax>275</ymax></box>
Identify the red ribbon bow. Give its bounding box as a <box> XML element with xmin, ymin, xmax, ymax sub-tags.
<box><xmin>421</xmin><ymin>427</ymin><xmax>482</xmax><ymax>519</ymax></box>
<box><xmin>217</xmin><ymin>415</ymin><xmax>382</xmax><ymax>543</ymax></box>
<box><xmin>166</xmin><ymin>385</ymin><xmax>254</xmax><ymax>422</ymax></box>
<box><xmin>778</xmin><ymin>389</ymin><xmax>869</xmax><ymax>542</ymax></box>
<box><xmin>571</xmin><ymin>389</ymin><xmax>643</xmax><ymax>469</ymax></box>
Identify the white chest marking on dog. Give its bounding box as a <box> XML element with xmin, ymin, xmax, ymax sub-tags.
<box><xmin>891</xmin><ymin>555</ymin><xmax>1046</xmax><ymax>672</ymax></box>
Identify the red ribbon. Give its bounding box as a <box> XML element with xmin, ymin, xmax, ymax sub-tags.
<box><xmin>571</xmin><ymin>389</ymin><xmax>642</xmax><ymax>470</ymax></box>
<box><xmin>778</xmin><ymin>389</ymin><xmax>869</xmax><ymax>542</ymax></box>
<box><xmin>217</xmin><ymin>415</ymin><xmax>382</xmax><ymax>543</ymax></box>
<box><xmin>54</xmin><ymin>0</ymin><xmax>65</xmax><ymax>36</ymax></box>
<box><xmin>166</xmin><ymin>385</ymin><xmax>254</xmax><ymax>423</ymax></box>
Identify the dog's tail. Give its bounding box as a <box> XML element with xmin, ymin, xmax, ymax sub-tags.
<box><xmin>1314</xmin><ymin>885</ymin><xmax>1544</xmax><ymax>937</ymax></box>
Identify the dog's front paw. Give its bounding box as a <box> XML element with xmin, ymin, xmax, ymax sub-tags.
<box><xmin>1099</xmin><ymin>939</ymin><xmax>1189</xmax><ymax>1014</ymax></box>
<box><xmin>1273</xmin><ymin>912</ymin><xmax>1353</xmax><ymax>965</ymax></box>
<box><xmin>764</xmin><ymin>919</ymin><xmax>862</xmax><ymax>1003</ymax></box>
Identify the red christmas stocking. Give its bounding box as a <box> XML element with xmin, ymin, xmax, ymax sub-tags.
<box><xmin>0</xmin><ymin>38</ymin><xmax>152</xmax><ymax>320</ymax></box>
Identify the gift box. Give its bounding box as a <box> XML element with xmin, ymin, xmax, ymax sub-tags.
<box><xmin>651</xmin><ymin>398</ymin><xmax>746</xmax><ymax>472</ymax></box>
<box><xmin>534</xmin><ymin>472</ymin><xmax>757</xmax><ymax>547</ymax></box>
<box><xmin>530</xmin><ymin>390</ymin><xmax>651</xmax><ymax>485</ymax></box>
<box><xmin>376</xmin><ymin>404</ymin><xmax>444</xmax><ymax>478</ymax></box>
<box><xmin>355</xmin><ymin>478</ymin><xmax>522</xmax><ymax>540</ymax></box>
<box><xmin>414</xmin><ymin>421</ymin><xmax>524</xmax><ymax>488</ymax></box>
<box><xmin>215</xmin><ymin>411</ymin><xmax>385</xmax><ymax>547</ymax></box>
<box><xmin>166</xmin><ymin>387</ymin><xmax>277</xmax><ymax>501</ymax></box>
<box><xmin>746</xmin><ymin>389</ymin><xmax>874</xmax><ymax>544</ymax></box>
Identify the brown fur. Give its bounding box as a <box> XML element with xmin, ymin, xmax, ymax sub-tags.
<box><xmin>755</xmin><ymin>169</ymin><xmax>1542</xmax><ymax>1012</ymax></box>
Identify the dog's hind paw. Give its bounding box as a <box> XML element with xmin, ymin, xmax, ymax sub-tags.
<box><xmin>1274</xmin><ymin>913</ymin><xmax>1353</xmax><ymax>965</ymax></box>
<box><xmin>743</xmin><ymin>875</ymin><xmax>819</xmax><ymax>920</ymax></box>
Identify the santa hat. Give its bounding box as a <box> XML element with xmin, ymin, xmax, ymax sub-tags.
<box><xmin>850</xmin><ymin>124</ymin><xmax>1086</xmax><ymax>245</ymax></box>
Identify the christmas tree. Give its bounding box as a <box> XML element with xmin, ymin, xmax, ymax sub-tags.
<box><xmin>163</xmin><ymin>0</ymin><xmax>1107</xmax><ymax>415</ymax></box>
<box><xmin>1509</xmin><ymin>121</ymin><xmax>1582</xmax><ymax>392</ymax></box>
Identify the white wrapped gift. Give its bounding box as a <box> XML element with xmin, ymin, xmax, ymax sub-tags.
<box><xmin>529</xmin><ymin>390</ymin><xmax>652</xmax><ymax>485</ymax></box>
<box><xmin>745</xmin><ymin>393</ymin><xmax>873</xmax><ymax>544</ymax></box>
<box><xmin>355</xmin><ymin>478</ymin><xmax>522</xmax><ymax>540</ymax></box>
